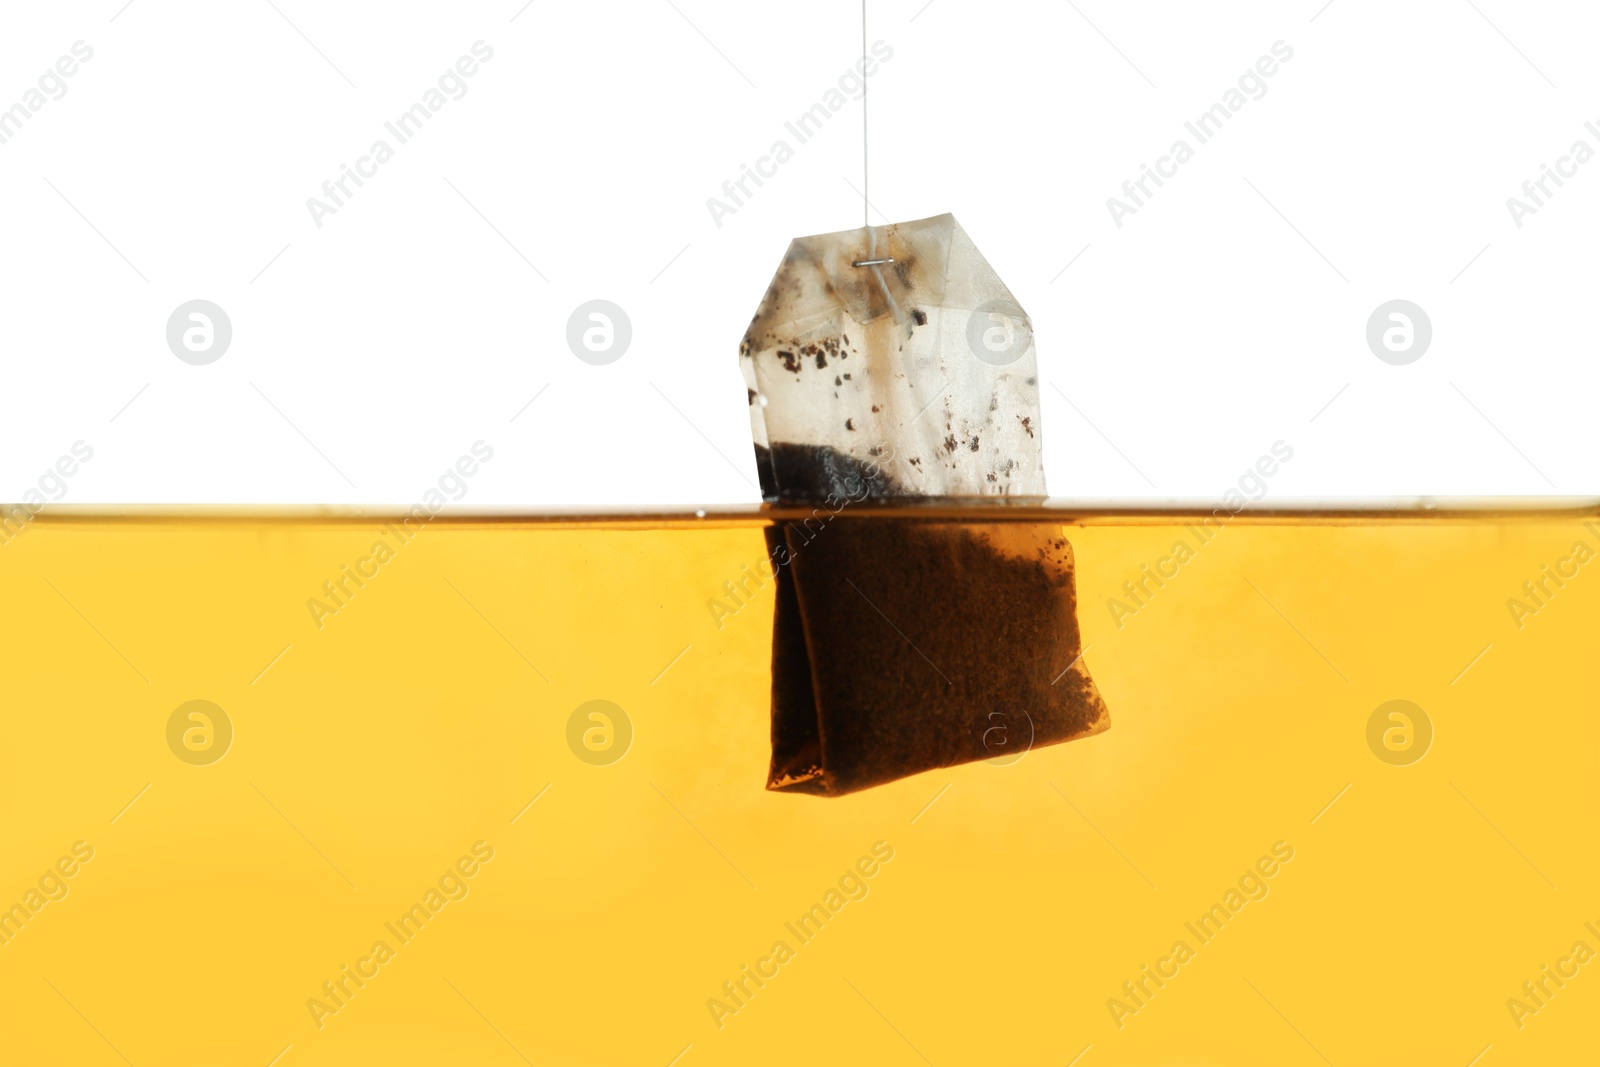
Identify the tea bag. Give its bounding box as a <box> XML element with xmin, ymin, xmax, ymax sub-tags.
<box><xmin>743</xmin><ymin>213</ymin><xmax>1109</xmax><ymax>796</ymax></box>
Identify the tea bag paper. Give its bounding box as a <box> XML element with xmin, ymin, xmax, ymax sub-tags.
<box><xmin>742</xmin><ymin>213</ymin><xmax>1045</xmax><ymax>501</ymax></box>
<box><xmin>742</xmin><ymin>214</ymin><xmax>1108</xmax><ymax>796</ymax></box>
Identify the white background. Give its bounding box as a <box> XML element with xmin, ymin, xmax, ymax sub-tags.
<box><xmin>1</xmin><ymin>0</ymin><xmax>1595</xmax><ymax>507</ymax></box>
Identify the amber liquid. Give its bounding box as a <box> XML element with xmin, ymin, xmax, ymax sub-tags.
<box><xmin>1</xmin><ymin>504</ymin><xmax>1595</xmax><ymax>1065</ymax></box>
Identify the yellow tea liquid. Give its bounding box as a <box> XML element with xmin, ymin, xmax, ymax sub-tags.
<box><xmin>1</xmin><ymin>505</ymin><xmax>1595</xmax><ymax>1065</ymax></box>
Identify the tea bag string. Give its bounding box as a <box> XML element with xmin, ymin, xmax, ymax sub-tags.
<box><xmin>853</xmin><ymin>0</ymin><xmax>900</xmax><ymax>324</ymax></box>
<box><xmin>862</xmin><ymin>0</ymin><xmax>870</xmax><ymax>234</ymax></box>
<box><xmin>854</xmin><ymin>1</ymin><xmax>891</xmax><ymax>270</ymax></box>
<box><xmin>864</xmin><ymin>231</ymin><xmax>903</xmax><ymax>321</ymax></box>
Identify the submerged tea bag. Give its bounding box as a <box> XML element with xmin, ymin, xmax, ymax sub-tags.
<box><xmin>743</xmin><ymin>214</ymin><xmax>1109</xmax><ymax>796</ymax></box>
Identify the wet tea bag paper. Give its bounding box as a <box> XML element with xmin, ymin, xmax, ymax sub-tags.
<box><xmin>742</xmin><ymin>213</ymin><xmax>1044</xmax><ymax>501</ymax></box>
<box><xmin>742</xmin><ymin>214</ymin><xmax>1109</xmax><ymax>796</ymax></box>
